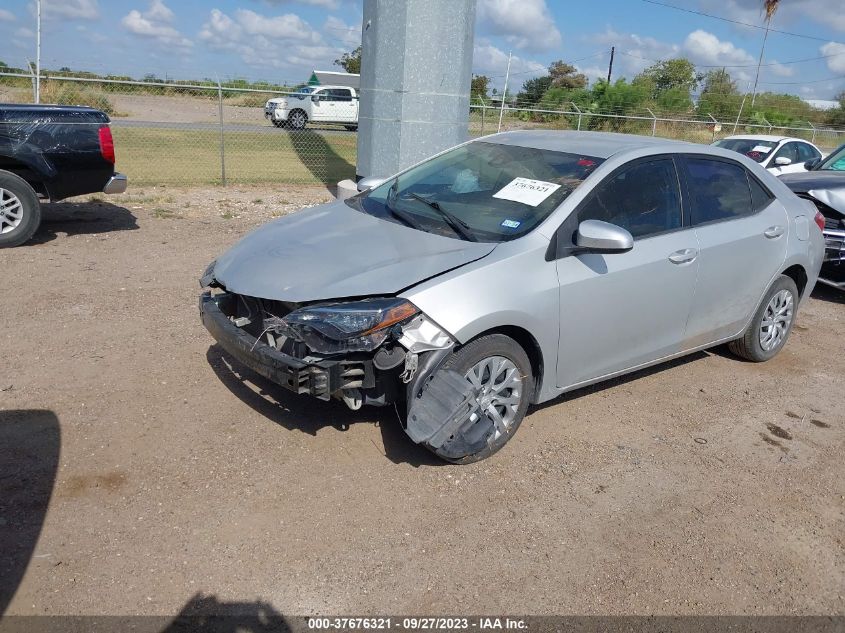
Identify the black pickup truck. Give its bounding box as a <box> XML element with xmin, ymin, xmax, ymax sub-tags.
<box><xmin>0</xmin><ymin>104</ymin><xmax>127</xmax><ymax>247</ymax></box>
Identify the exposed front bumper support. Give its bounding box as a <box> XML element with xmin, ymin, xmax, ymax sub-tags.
<box><xmin>103</xmin><ymin>173</ymin><xmax>128</xmax><ymax>194</ymax></box>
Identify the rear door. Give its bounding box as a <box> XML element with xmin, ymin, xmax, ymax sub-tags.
<box><xmin>556</xmin><ymin>156</ymin><xmax>699</xmax><ymax>388</ymax></box>
<box><xmin>329</xmin><ymin>88</ymin><xmax>356</xmax><ymax>123</ymax></box>
<box><xmin>681</xmin><ymin>156</ymin><xmax>787</xmax><ymax>346</ymax></box>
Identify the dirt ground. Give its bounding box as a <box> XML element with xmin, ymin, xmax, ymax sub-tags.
<box><xmin>1</xmin><ymin>186</ymin><xmax>843</xmax><ymax>618</ymax></box>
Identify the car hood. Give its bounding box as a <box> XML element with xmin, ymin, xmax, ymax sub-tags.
<box><xmin>779</xmin><ymin>171</ymin><xmax>845</xmax><ymax>215</ymax></box>
<box><xmin>212</xmin><ymin>200</ymin><xmax>497</xmax><ymax>302</ymax></box>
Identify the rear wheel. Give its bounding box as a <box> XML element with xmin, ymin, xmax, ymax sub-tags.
<box><xmin>0</xmin><ymin>170</ymin><xmax>41</xmax><ymax>248</ymax></box>
<box><xmin>288</xmin><ymin>110</ymin><xmax>307</xmax><ymax>130</ymax></box>
<box><xmin>425</xmin><ymin>334</ymin><xmax>533</xmax><ymax>464</ymax></box>
<box><xmin>729</xmin><ymin>275</ymin><xmax>798</xmax><ymax>362</ymax></box>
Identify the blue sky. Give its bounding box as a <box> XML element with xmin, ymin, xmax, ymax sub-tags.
<box><xmin>0</xmin><ymin>0</ymin><xmax>843</xmax><ymax>100</ymax></box>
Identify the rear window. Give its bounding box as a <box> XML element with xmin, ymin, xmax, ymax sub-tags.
<box><xmin>714</xmin><ymin>138</ymin><xmax>777</xmax><ymax>163</ymax></box>
<box><xmin>684</xmin><ymin>158</ymin><xmax>753</xmax><ymax>225</ymax></box>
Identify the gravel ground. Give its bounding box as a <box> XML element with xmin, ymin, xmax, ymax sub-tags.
<box><xmin>1</xmin><ymin>186</ymin><xmax>843</xmax><ymax>618</ymax></box>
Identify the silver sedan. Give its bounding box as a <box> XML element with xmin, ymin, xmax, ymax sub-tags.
<box><xmin>200</xmin><ymin>131</ymin><xmax>825</xmax><ymax>463</ymax></box>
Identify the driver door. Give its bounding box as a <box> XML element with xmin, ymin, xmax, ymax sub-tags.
<box><xmin>309</xmin><ymin>89</ymin><xmax>329</xmax><ymax>121</ymax></box>
<box><xmin>555</xmin><ymin>156</ymin><xmax>699</xmax><ymax>389</ymax></box>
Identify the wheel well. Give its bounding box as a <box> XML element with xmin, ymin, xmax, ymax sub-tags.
<box><xmin>466</xmin><ymin>326</ymin><xmax>544</xmax><ymax>401</ymax></box>
<box><xmin>0</xmin><ymin>158</ymin><xmax>45</xmax><ymax>197</ymax></box>
<box><xmin>781</xmin><ymin>264</ymin><xmax>808</xmax><ymax>299</ymax></box>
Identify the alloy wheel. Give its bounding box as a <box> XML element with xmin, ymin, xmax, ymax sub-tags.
<box><xmin>0</xmin><ymin>188</ymin><xmax>23</xmax><ymax>234</ymax></box>
<box><xmin>464</xmin><ymin>356</ymin><xmax>523</xmax><ymax>441</ymax></box>
<box><xmin>759</xmin><ymin>289</ymin><xmax>794</xmax><ymax>351</ymax></box>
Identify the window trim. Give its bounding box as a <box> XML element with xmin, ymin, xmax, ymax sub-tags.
<box><xmin>677</xmin><ymin>153</ymin><xmax>765</xmax><ymax>229</ymax></box>
<box><xmin>553</xmin><ymin>154</ymin><xmax>688</xmax><ymax>257</ymax></box>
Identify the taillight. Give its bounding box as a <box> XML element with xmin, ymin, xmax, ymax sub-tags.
<box><xmin>813</xmin><ymin>210</ymin><xmax>825</xmax><ymax>232</ymax></box>
<box><xmin>98</xmin><ymin>125</ymin><xmax>115</xmax><ymax>164</ymax></box>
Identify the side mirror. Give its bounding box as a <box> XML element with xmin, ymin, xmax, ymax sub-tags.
<box><xmin>774</xmin><ymin>156</ymin><xmax>792</xmax><ymax>166</ymax></box>
<box><xmin>311</xmin><ymin>95</ymin><xmax>320</xmax><ymax>103</ymax></box>
<box><xmin>357</xmin><ymin>176</ymin><xmax>389</xmax><ymax>192</ymax></box>
<box><xmin>576</xmin><ymin>219</ymin><xmax>633</xmax><ymax>253</ymax></box>
<box><xmin>804</xmin><ymin>158</ymin><xmax>820</xmax><ymax>171</ymax></box>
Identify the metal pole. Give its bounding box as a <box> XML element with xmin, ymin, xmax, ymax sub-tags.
<box><xmin>607</xmin><ymin>46</ymin><xmax>615</xmax><ymax>84</ymax></box>
<box><xmin>808</xmin><ymin>121</ymin><xmax>816</xmax><ymax>143</ymax></box>
<box><xmin>732</xmin><ymin>92</ymin><xmax>748</xmax><ymax>133</ymax></box>
<box><xmin>750</xmin><ymin>24</ymin><xmax>769</xmax><ymax>108</ymax></box>
<box><xmin>35</xmin><ymin>0</ymin><xmax>41</xmax><ymax>103</ymax></box>
<box><xmin>707</xmin><ymin>114</ymin><xmax>719</xmax><ymax>142</ymax></box>
<box><xmin>481</xmin><ymin>103</ymin><xmax>485</xmax><ymax>135</ymax></box>
<box><xmin>497</xmin><ymin>51</ymin><xmax>511</xmax><ymax>133</ymax></box>
<box><xmin>217</xmin><ymin>79</ymin><xmax>226</xmax><ymax>186</ymax></box>
<box><xmin>571</xmin><ymin>102</ymin><xmax>582</xmax><ymax>131</ymax></box>
<box><xmin>646</xmin><ymin>107</ymin><xmax>657</xmax><ymax>136</ymax></box>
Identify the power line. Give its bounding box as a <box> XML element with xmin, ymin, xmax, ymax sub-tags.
<box><xmin>475</xmin><ymin>51</ymin><xmax>606</xmax><ymax>79</ymax></box>
<box><xmin>639</xmin><ymin>0</ymin><xmax>844</xmax><ymax>45</ymax></box>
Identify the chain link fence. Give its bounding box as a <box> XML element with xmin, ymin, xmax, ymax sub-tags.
<box><xmin>2</xmin><ymin>70</ymin><xmax>844</xmax><ymax>188</ymax></box>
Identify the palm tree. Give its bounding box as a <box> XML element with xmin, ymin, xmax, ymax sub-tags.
<box><xmin>751</xmin><ymin>0</ymin><xmax>780</xmax><ymax>106</ymax></box>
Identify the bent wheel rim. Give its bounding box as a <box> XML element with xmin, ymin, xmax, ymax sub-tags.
<box><xmin>464</xmin><ymin>356</ymin><xmax>523</xmax><ymax>442</ymax></box>
<box><xmin>759</xmin><ymin>289</ymin><xmax>794</xmax><ymax>351</ymax></box>
<box><xmin>0</xmin><ymin>188</ymin><xmax>24</xmax><ymax>234</ymax></box>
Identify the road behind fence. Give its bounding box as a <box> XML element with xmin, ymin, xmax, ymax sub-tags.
<box><xmin>1</xmin><ymin>72</ymin><xmax>844</xmax><ymax>188</ymax></box>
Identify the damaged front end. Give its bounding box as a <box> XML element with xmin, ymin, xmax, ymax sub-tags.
<box><xmin>199</xmin><ymin>265</ymin><xmax>455</xmax><ymax>413</ymax></box>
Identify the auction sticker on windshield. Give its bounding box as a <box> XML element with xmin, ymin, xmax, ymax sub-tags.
<box><xmin>493</xmin><ymin>177</ymin><xmax>561</xmax><ymax>207</ymax></box>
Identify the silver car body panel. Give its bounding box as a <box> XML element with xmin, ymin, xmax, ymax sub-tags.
<box><xmin>212</xmin><ymin>200</ymin><xmax>496</xmax><ymax>302</ymax></box>
<box><xmin>211</xmin><ymin>131</ymin><xmax>823</xmax><ymax>406</ymax></box>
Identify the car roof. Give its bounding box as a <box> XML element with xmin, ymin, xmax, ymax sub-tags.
<box><xmin>480</xmin><ymin>130</ymin><xmax>696</xmax><ymax>159</ymax></box>
<box><xmin>720</xmin><ymin>134</ymin><xmax>801</xmax><ymax>143</ymax></box>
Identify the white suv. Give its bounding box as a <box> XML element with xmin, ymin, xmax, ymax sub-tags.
<box><xmin>264</xmin><ymin>86</ymin><xmax>359</xmax><ymax>131</ymax></box>
<box><xmin>712</xmin><ymin>135</ymin><xmax>823</xmax><ymax>175</ymax></box>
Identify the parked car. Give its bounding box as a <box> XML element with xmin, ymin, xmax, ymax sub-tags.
<box><xmin>0</xmin><ymin>103</ymin><xmax>127</xmax><ymax>248</ymax></box>
<box><xmin>712</xmin><ymin>135</ymin><xmax>823</xmax><ymax>175</ymax></box>
<box><xmin>264</xmin><ymin>85</ymin><xmax>358</xmax><ymax>131</ymax></box>
<box><xmin>200</xmin><ymin>131</ymin><xmax>824</xmax><ymax>463</ymax></box>
<box><xmin>779</xmin><ymin>142</ymin><xmax>845</xmax><ymax>290</ymax></box>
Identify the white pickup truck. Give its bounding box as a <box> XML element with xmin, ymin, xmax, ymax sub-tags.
<box><xmin>264</xmin><ymin>85</ymin><xmax>359</xmax><ymax>131</ymax></box>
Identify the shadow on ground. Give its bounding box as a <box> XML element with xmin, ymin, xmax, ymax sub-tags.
<box><xmin>28</xmin><ymin>201</ymin><xmax>138</xmax><ymax>245</ymax></box>
<box><xmin>206</xmin><ymin>346</ymin><xmax>443</xmax><ymax>467</ymax></box>
<box><xmin>811</xmin><ymin>282</ymin><xmax>845</xmax><ymax>304</ymax></box>
<box><xmin>288</xmin><ymin>129</ymin><xmax>355</xmax><ymax>192</ymax></box>
<box><xmin>0</xmin><ymin>410</ymin><xmax>60</xmax><ymax>615</ymax></box>
<box><xmin>161</xmin><ymin>594</ymin><xmax>292</xmax><ymax>632</ymax></box>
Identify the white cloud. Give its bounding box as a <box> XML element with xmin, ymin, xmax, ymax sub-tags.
<box><xmin>588</xmin><ymin>29</ymin><xmax>680</xmax><ymax>78</ymax></box>
<box><xmin>699</xmin><ymin>0</ymin><xmax>845</xmax><ymax>33</ymax></box>
<box><xmin>122</xmin><ymin>0</ymin><xmax>192</xmax><ymax>50</ymax></box>
<box><xmin>199</xmin><ymin>8</ymin><xmax>339</xmax><ymax>75</ymax></box>
<box><xmin>682</xmin><ymin>30</ymin><xmax>755</xmax><ymax>67</ymax></box>
<box><xmin>324</xmin><ymin>16</ymin><xmax>360</xmax><ymax>49</ymax></box>
<box><xmin>472</xmin><ymin>39</ymin><xmax>546</xmax><ymax>93</ymax></box>
<box><xmin>766</xmin><ymin>61</ymin><xmax>795</xmax><ymax>78</ymax></box>
<box><xmin>16</xmin><ymin>27</ymin><xmax>35</xmax><ymax>38</ymax></box>
<box><xmin>821</xmin><ymin>42</ymin><xmax>845</xmax><ymax>74</ymax></box>
<box><xmin>38</xmin><ymin>0</ymin><xmax>99</xmax><ymax>21</ymax></box>
<box><xmin>476</xmin><ymin>0</ymin><xmax>562</xmax><ymax>53</ymax></box>
<box><xmin>0</xmin><ymin>9</ymin><xmax>16</xmax><ymax>22</ymax></box>
<box><xmin>259</xmin><ymin>0</ymin><xmax>340</xmax><ymax>9</ymax></box>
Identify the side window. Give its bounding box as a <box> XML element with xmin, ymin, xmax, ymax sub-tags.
<box><xmin>773</xmin><ymin>142</ymin><xmax>798</xmax><ymax>164</ymax></box>
<box><xmin>684</xmin><ymin>158</ymin><xmax>753</xmax><ymax>225</ymax></box>
<box><xmin>578</xmin><ymin>158</ymin><xmax>682</xmax><ymax>239</ymax></box>
<box><xmin>332</xmin><ymin>88</ymin><xmax>353</xmax><ymax>102</ymax></box>
<box><xmin>747</xmin><ymin>173</ymin><xmax>774</xmax><ymax>212</ymax></box>
<box><xmin>796</xmin><ymin>143</ymin><xmax>820</xmax><ymax>162</ymax></box>
<box><xmin>311</xmin><ymin>90</ymin><xmax>325</xmax><ymax>101</ymax></box>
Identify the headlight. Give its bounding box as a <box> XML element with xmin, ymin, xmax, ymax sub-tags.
<box><xmin>281</xmin><ymin>298</ymin><xmax>418</xmax><ymax>354</ymax></box>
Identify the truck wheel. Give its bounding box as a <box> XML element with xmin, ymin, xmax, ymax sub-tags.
<box><xmin>344</xmin><ymin>125</ymin><xmax>358</xmax><ymax>132</ymax></box>
<box><xmin>0</xmin><ymin>170</ymin><xmax>41</xmax><ymax>248</ymax></box>
<box><xmin>423</xmin><ymin>334</ymin><xmax>533</xmax><ymax>464</ymax></box>
<box><xmin>288</xmin><ymin>110</ymin><xmax>307</xmax><ymax>130</ymax></box>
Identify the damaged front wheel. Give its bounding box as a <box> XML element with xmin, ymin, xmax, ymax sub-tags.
<box><xmin>420</xmin><ymin>334</ymin><xmax>533</xmax><ymax>464</ymax></box>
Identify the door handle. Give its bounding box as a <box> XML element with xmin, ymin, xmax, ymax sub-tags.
<box><xmin>764</xmin><ymin>225</ymin><xmax>785</xmax><ymax>239</ymax></box>
<box><xmin>668</xmin><ymin>248</ymin><xmax>698</xmax><ymax>265</ymax></box>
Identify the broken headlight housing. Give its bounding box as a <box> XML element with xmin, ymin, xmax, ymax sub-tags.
<box><xmin>281</xmin><ymin>298</ymin><xmax>419</xmax><ymax>354</ymax></box>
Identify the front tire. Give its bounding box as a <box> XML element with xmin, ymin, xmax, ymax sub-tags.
<box><xmin>729</xmin><ymin>275</ymin><xmax>798</xmax><ymax>362</ymax></box>
<box><xmin>424</xmin><ymin>334</ymin><xmax>533</xmax><ymax>464</ymax></box>
<box><xmin>288</xmin><ymin>110</ymin><xmax>308</xmax><ymax>131</ymax></box>
<box><xmin>0</xmin><ymin>170</ymin><xmax>41</xmax><ymax>248</ymax></box>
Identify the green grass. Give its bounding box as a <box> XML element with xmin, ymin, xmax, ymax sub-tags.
<box><xmin>111</xmin><ymin>127</ymin><xmax>357</xmax><ymax>187</ymax></box>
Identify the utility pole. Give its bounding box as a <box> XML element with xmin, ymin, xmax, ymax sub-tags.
<box><xmin>607</xmin><ymin>46</ymin><xmax>615</xmax><ymax>84</ymax></box>
<box><xmin>497</xmin><ymin>50</ymin><xmax>512</xmax><ymax>133</ymax></box>
<box><xmin>35</xmin><ymin>0</ymin><xmax>41</xmax><ymax>103</ymax></box>
<box><xmin>750</xmin><ymin>23</ymin><xmax>769</xmax><ymax>107</ymax></box>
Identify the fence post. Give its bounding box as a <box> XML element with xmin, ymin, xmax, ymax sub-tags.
<box><xmin>217</xmin><ymin>79</ymin><xmax>227</xmax><ymax>187</ymax></box>
<box><xmin>481</xmin><ymin>103</ymin><xmax>485</xmax><ymax>135</ymax></box>
<box><xmin>762</xmin><ymin>116</ymin><xmax>772</xmax><ymax>133</ymax></box>
<box><xmin>646</xmin><ymin>108</ymin><xmax>657</xmax><ymax>136</ymax></box>
<box><xmin>571</xmin><ymin>102</ymin><xmax>582</xmax><ymax>131</ymax></box>
<box><xmin>808</xmin><ymin>121</ymin><xmax>816</xmax><ymax>143</ymax></box>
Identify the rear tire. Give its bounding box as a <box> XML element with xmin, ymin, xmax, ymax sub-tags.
<box><xmin>424</xmin><ymin>334</ymin><xmax>533</xmax><ymax>464</ymax></box>
<box><xmin>729</xmin><ymin>275</ymin><xmax>798</xmax><ymax>362</ymax></box>
<box><xmin>0</xmin><ymin>170</ymin><xmax>41</xmax><ymax>248</ymax></box>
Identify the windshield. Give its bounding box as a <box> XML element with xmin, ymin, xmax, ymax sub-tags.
<box><xmin>347</xmin><ymin>141</ymin><xmax>603</xmax><ymax>242</ymax></box>
<box><xmin>713</xmin><ymin>138</ymin><xmax>778</xmax><ymax>163</ymax></box>
<box><xmin>292</xmin><ymin>87</ymin><xmax>315</xmax><ymax>98</ymax></box>
<box><xmin>818</xmin><ymin>144</ymin><xmax>845</xmax><ymax>171</ymax></box>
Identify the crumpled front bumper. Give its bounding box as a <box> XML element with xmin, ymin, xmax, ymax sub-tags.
<box><xmin>199</xmin><ymin>292</ymin><xmax>374</xmax><ymax>400</ymax></box>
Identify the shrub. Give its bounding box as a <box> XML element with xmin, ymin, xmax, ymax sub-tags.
<box><xmin>40</xmin><ymin>81</ymin><xmax>118</xmax><ymax>115</ymax></box>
